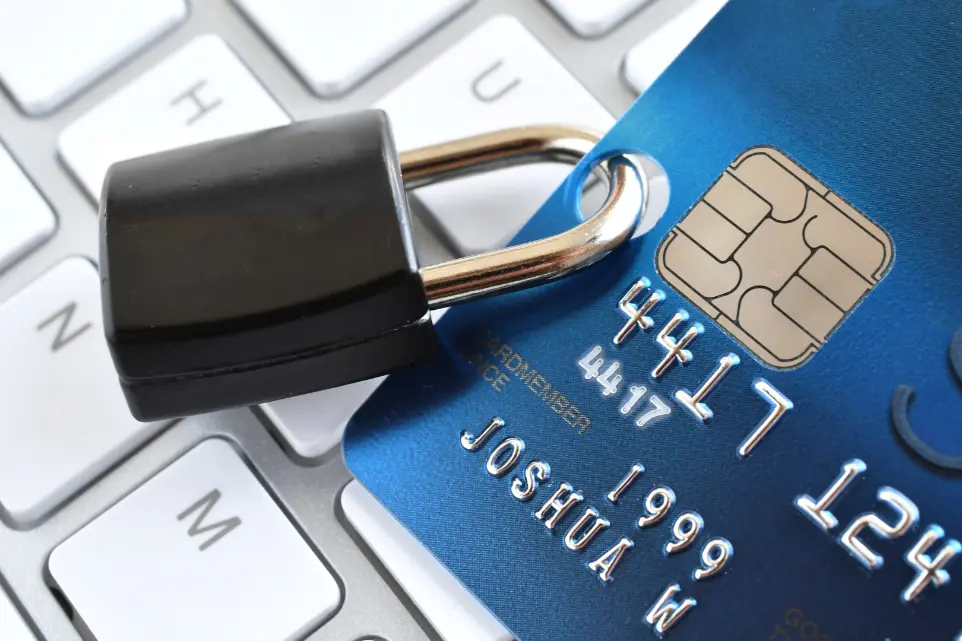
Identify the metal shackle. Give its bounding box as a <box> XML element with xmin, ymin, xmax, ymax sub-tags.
<box><xmin>400</xmin><ymin>124</ymin><xmax>649</xmax><ymax>307</ymax></box>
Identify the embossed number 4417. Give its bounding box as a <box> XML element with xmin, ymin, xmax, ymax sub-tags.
<box><xmin>579</xmin><ymin>345</ymin><xmax>622</xmax><ymax>397</ymax></box>
<box><xmin>579</xmin><ymin>345</ymin><xmax>671</xmax><ymax>428</ymax></box>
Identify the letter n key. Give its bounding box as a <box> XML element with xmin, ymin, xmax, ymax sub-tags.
<box><xmin>37</xmin><ymin>301</ymin><xmax>92</xmax><ymax>352</ymax></box>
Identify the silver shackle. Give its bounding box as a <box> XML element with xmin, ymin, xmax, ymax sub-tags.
<box><xmin>398</xmin><ymin>125</ymin><xmax>649</xmax><ymax>308</ymax></box>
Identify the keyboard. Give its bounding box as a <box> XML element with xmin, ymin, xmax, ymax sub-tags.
<box><xmin>0</xmin><ymin>1</ymin><xmax>726</xmax><ymax>639</ymax></box>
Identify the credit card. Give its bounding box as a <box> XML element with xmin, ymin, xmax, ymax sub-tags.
<box><xmin>344</xmin><ymin>1</ymin><xmax>962</xmax><ymax>639</ymax></box>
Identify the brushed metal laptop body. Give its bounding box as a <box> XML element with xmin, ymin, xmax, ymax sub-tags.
<box><xmin>0</xmin><ymin>1</ymin><xmax>723</xmax><ymax>639</ymax></box>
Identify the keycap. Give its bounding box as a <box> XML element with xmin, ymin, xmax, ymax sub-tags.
<box><xmin>0</xmin><ymin>143</ymin><xmax>56</xmax><ymax>274</ymax></box>
<box><xmin>49</xmin><ymin>439</ymin><xmax>340</xmax><ymax>641</ymax></box>
<box><xmin>0</xmin><ymin>257</ymin><xmax>165</xmax><ymax>524</ymax></box>
<box><xmin>0</xmin><ymin>0</ymin><xmax>186</xmax><ymax>115</ymax></box>
<box><xmin>622</xmin><ymin>0</ymin><xmax>728</xmax><ymax>94</ymax></box>
<box><xmin>376</xmin><ymin>15</ymin><xmax>613</xmax><ymax>255</ymax></box>
<box><xmin>263</xmin><ymin>377</ymin><xmax>385</xmax><ymax>459</ymax></box>
<box><xmin>59</xmin><ymin>35</ymin><xmax>290</xmax><ymax>201</ymax></box>
<box><xmin>262</xmin><ymin>308</ymin><xmax>444</xmax><ymax>460</ymax></box>
<box><xmin>0</xmin><ymin>587</ymin><xmax>36</xmax><ymax>641</ymax></box>
<box><xmin>544</xmin><ymin>0</ymin><xmax>652</xmax><ymax>38</ymax></box>
<box><xmin>233</xmin><ymin>0</ymin><xmax>473</xmax><ymax>98</ymax></box>
<box><xmin>342</xmin><ymin>481</ymin><xmax>512</xmax><ymax>641</ymax></box>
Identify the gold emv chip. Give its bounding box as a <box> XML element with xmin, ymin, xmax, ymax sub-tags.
<box><xmin>656</xmin><ymin>146</ymin><xmax>893</xmax><ymax>369</ymax></box>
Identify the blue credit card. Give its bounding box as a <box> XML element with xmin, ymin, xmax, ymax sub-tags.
<box><xmin>344</xmin><ymin>1</ymin><xmax>962</xmax><ymax>639</ymax></box>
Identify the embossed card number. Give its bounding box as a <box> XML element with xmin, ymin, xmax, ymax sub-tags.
<box><xmin>581</xmin><ymin>275</ymin><xmax>793</xmax><ymax>457</ymax></box>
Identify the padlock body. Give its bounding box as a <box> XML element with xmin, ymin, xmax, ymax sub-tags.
<box><xmin>100</xmin><ymin>110</ymin><xmax>435</xmax><ymax>420</ymax></box>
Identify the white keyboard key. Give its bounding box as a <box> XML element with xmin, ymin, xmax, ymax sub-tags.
<box><xmin>261</xmin><ymin>307</ymin><xmax>446</xmax><ymax>459</ymax></box>
<box><xmin>377</xmin><ymin>15</ymin><xmax>613</xmax><ymax>256</ymax></box>
<box><xmin>59</xmin><ymin>35</ymin><xmax>290</xmax><ymax>200</ymax></box>
<box><xmin>342</xmin><ymin>482</ymin><xmax>512</xmax><ymax>641</ymax></box>
<box><xmin>49</xmin><ymin>439</ymin><xmax>340</xmax><ymax>641</ymax></box>
<box><xmin>0</xmin><ymin>0</ymin><xmax>186</xmax><ymax>115</ymax></box>
<box><xmin>0</xmin><ymin>143</ymin><xmax>56</xmax><ymax>273</ymax></box>
<box><xmin>544</xmin><ymin>0</ymin><xmax>652</xmax><ymax>38</ymax></box>
<box><xmin>234</xmin><ymin>0</ymin><xmax>473</xmax><ymax>98</ymax></box>
<box><xmin>623</xmin><ymin>0</ymin><xmax>729</xmax><ymax>94</ymax></box>
<box><xmin>0</xmin><ymin>587</ymin><xmax>36</xmax><ymax>641</ymax></box>
<box><xmin>263</xmin><ymin>377</ymin><xmax>385</xmax><ymax>459</ymax></box>
<box><xmin>0</xmin><ymin>257</ymin><xmax>166</xmax><ymax>524</ymax></box>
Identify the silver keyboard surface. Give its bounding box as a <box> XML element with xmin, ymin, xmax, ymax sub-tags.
<box><xmin>0</xmin><ymin>1</ymin><xmax>724</xmax><ymax>639</ymax></box>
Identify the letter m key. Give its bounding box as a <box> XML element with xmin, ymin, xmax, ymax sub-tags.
<box><xmin>177</xmin><ymin>489</ymin><xmax>241</xmax><ymax>551</ymax></box>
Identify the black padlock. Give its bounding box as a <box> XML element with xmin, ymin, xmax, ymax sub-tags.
<box><xmin>99</xmin><ymin>110</ymin><xmax>645</xmax><ymax>421</ymax></box>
